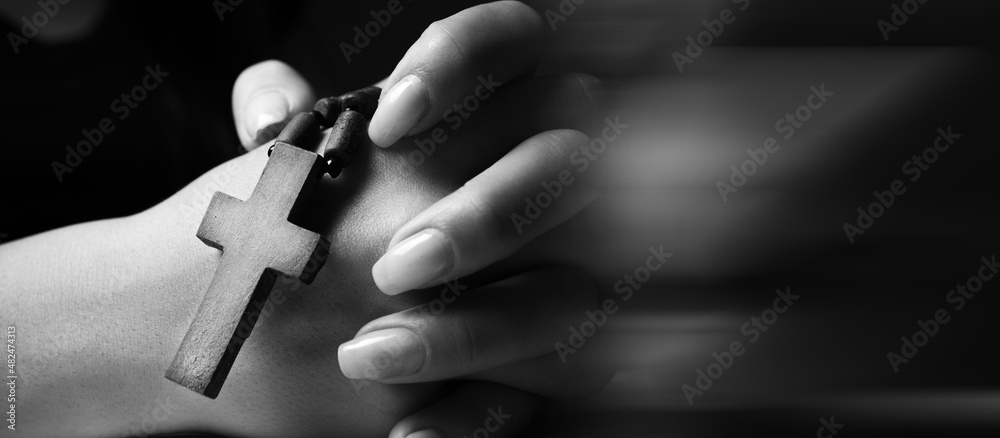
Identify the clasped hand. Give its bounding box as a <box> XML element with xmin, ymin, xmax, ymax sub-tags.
<box><xmin>222</xmin><ymin>2</ymin><xmax>611</xmax><ymax>436</ymax></box>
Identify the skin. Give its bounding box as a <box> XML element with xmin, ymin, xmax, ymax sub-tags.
<box><xmin>220</xmin><ymin>0</ymin><xmax>614</xmax><ymax>431</ymax></box>
<box><xmin>3</xmin><ymin>1</ymin><xmax>613</xmax><ymax>434</ymax></box>
<box><xmin>0</xmin><ymin>73</ymin><xmax>607</xmax><ymax>437</ymax></box>
<box><xmin>3</xmin><ymin>136</ymin><xmax>438</xmax><ymax>437</ymax></box>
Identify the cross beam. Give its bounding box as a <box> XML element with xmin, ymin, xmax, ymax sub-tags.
<box><xmin>166</xmin><ymin>143</ymin><xmax>329</xmax><ymax>398</ymax></box>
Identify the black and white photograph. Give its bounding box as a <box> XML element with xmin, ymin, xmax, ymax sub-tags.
<box><xmin>1</xmin><ymin>0</ymin><xmax>998</xmax><ymax>436</ymax></box>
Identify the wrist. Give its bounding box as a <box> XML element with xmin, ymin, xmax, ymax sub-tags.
<box><xmin>117</xmin><ymin>146</ymin><xmax>273</xmax><ymax>433</ymax></box>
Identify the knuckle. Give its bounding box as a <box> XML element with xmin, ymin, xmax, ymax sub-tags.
<box><xmin>524</xmin><ymin>129</ymin><xmax>591</xmax><ymax>171</ymax></box>
<box><xmin>536</xmin><ymin>129</ymin><xmax>591</xmax><ymax>158</ymax></box>
<box><xmin>495</xmin><ymin>1</ymin><xmax>544</xmax><ymax>31</ymax></box>
<box><xmin>451</xmin><ymin>187</ymin><xmax>515</xmax><ymax>250</ymax></box>
<box><xmin>414</xmin><ymin>19</ymin><xmax>474</xmax><ymax>84</ymax></box>
<box><xmin>422</xmin><ymin>19</ymin><xmax>468</xmax><ymax>62</ymax></box>
<box><xmin>392</xmin><ymin>304</ymin><xmax>437</xmax><ymax>333</ymax></box>
<box><xmin>445</xmin><ymin>316</ymin><xmax>480</xmax><ymax>371</ymax></box>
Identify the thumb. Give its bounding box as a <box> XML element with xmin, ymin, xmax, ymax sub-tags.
<box><xmin>231</xmin><ymin>60</ymin><xmax>316</xmax><ymax>151</ymax></box>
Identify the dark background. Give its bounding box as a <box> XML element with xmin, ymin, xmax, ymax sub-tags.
<box><xmin>1</xmin><ymin>0</ymin><xmax>996</xmax><ymax>239</ymax></box>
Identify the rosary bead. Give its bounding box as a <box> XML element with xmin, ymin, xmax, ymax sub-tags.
<box><xmin>275</xmin><ymin>112</ymin><xmax>321</xmax><ymax>147</ymax></box>
<box><xmin>340</xmin><ymin>86</ymin><xmax>381</xmax><ymax>119</ymax></box>
<box><xmin>322</xmin><ymin>110</ymin><xmax>367</xmax><ymax>168</ymax></box>
<box><xmin>313</xmin><ymin>97</ymin><xmax>344</xmax><ymax>126</ymax></box>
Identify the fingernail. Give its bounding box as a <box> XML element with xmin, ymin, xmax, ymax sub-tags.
<box><xmin>244</xmin><ymin>90</ymin><xmax>290</xmax><ymax>144</ymax></box>
<box><xmin>368</xmin><ymin>74</ymin><xmax>429</xmax><ymax>148</ymax></box>
<box><xmin>372</xmin><ymin>229</ymin><xmax>454</xmax><ymax>295</ymax></box>
<box><xmin>406</xmin><ymin>429</ymin><xmax>444</xmax><ymax>438</ymax></box>
<box><xmin>338</xmin><ymin>328</ymin><xmax>425</xmax><ymax>380</ymax></box>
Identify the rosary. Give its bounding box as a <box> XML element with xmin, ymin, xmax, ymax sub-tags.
<box><xmin>164</xmin><ymin>87</ymin><xmax>381</xmax><ymax>399</ymax></box>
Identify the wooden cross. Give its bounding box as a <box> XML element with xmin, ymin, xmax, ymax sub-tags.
<box><xmin>166</xmin><ymin>143</ymin><xmax>330</xmax><ymax>399</ymax></box>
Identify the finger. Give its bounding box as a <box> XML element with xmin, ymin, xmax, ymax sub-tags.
<box><xmin>339</xmin><ymin>269</ymin><xmax>601</xmax><ymax>385</ymax></box>
<box><xmin>466</xmin><ymin>337</ymin><xmax>616</xmax><ymax>400</ymax></box>
<box><xmin>371</xmin><ymin>129</ymin><xmax>597</xmax><ymax>295</ymax></box>
<box><xmin>368</xmin><ymin>0</ymin><xmax>544</xmax><ymax>147</ymax></box>
<box><xmin>371</xmin><ymin>72</ymin><xmax>604</xmax><ymax>195</ymax></box>
<box><xmin>231</xmin><ymin>60</ymin><xmax>315</xmax><ymax>151</ymax></box>
<box><xmin>388</xmin><ymin>382</ymin><xmax>540</xmax><ymax>438</ymax></box>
